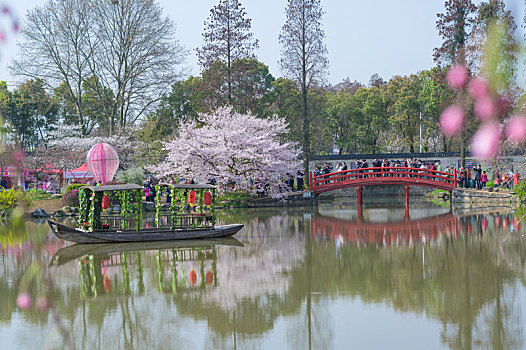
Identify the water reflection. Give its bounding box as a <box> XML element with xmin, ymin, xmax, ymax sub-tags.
<box><xmin>1</xmin><ymin>205</ymin><xmax>526</xmax><ymax>349</ymax></box>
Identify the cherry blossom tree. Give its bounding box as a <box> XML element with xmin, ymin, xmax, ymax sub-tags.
<box><xmin>151</xmin><ymin>107</ymin><xmax>301</xmax><ymax>196</ymax></box>
<box><xmin>39</xmin><ymin>124</ymin><xmax>137</xmax><ymax>171</ymax></box>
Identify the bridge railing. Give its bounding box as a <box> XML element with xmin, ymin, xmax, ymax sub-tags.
<box><xmin>309</xmin><ymin>167</ymin><xmax>457</xmax><ymax>193</ymax></box>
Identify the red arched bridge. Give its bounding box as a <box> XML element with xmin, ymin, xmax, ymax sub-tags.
<box><xmin>309</xmin><ymin>167</ymin><xmax>457</xmax><ymax>206</ymax></box>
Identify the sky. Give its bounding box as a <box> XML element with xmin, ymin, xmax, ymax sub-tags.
<box><xmin>0</xmin><ymin>0</ymin><xmax>524</xmax><ymax>87</ymax></box>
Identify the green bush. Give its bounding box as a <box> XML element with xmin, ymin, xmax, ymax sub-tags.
<box><xmin>65</xmin><ymin>183</ymin><xmax>87</xmax><ymax>193</ymax></box>
<box><xmin>0</xmin><ymin>188</ymin><xmax>32</xmax><ymax>211</ymax></box>
<box><xmin>116</xmin><ymin>167</ymin><xmax>145</xmax><ymax>185</ymax></box>
<box><xmin>217</xmin><ymin>191</ymin><xmax>251</xmax><ymax>208</ymax></box>
<box><xmin>26</xmin><ymin>188</ymin><xmax>54</xmax><ymax>201</ymax></box>
<box><xmin>485</xmin><ymin>180</ymin><xmax>495</xmax><ymax>188</ymax></box>
<box><xmin>62</xmin><ymin>190</ymin><xmax>80</xmax><ymax>207</ymax></box>
<box><xmin>514</xmin><ymin>180</ymin><xmax>526</xmax><ymax>202</ymax></box>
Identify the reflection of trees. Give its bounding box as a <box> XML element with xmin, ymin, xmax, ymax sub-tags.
<box><xmin>3</xmin><ymin>210</ymin><xmax>526</xmax><ymax>349</ymax></box>
<box><xmin>286</xmin><ymin>213</ymin><xmax>526</xmax><ymax>350</ymax></box>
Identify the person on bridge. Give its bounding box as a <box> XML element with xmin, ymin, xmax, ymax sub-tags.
<box><xmin>361</xmin><ymin>160</ymin><xmax>369</xmax><ymax>178</ymax></box>
<box><xmin>322</xmin><ymin>163</ymin><xmax>330</xmax><ymax>184</ymax></box>
<box><xmin>474</xmin><ymin>165</ymin><xmax>482</xmax><ymax>190</ymax></box>
<box><xmin>459</xmin><ymin>167</ymin><xmax>466</xmax><ymax>188</ymax></box>
<box><xmin>382</xmin><ymin>159</ymin><xmax>389</xmax><ymax>177</ymax></box>
<box><xmin>296</xmin><ymin>170</ymin><xmax>304</xmax><ymax>190</ymax></box>
<box><xmin>494</xmin><ymin>171</ymin><xmax>501</xmax><ymax>187</ymax></box>
<box><xmin>481</xmin><ymin>171</ymin><xmax>488</xmax><ymax>188</ymax></box>
<box><xmin>371</xmin><ymin>159</ymin><xmax>379</xmax><ymax>177</ymax></box>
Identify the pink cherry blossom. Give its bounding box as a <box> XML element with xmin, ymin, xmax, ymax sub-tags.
<box><xmin>468</xmin><ymin>78</ymin><xmax>488</xmax><ymax>100</ymax></box>
<box><xmin>17</xmin><ymin>292</ymin><xmax>32</xmax><ymax>310</ymax></box>
<box><xmin>470</xmin><ymin>123</ymin><xmax>501</xmax><ymax>160</ymax></box>
<box><xmin>150</xmin><ymin>107</ymin><xmax>301</xmax><ymax>197</ymax></box>
<box><xmin>447</xmin><ymin>64</ymin><xmax>468</xmax><ymax>89</ymax></box>
<box><xmin>474</xmin><ymin>96</ymin><xmax>496</xmax><ymax>121</ymax></box>
<box><xmin>439</xmin><ymin>105</ymin><xmax>464</xmax><ymax>137</ymax></box>
<box><xmin>505</xmin><ymin>115</ymin><xmax>526</xmax><ymax>144</ymax></box>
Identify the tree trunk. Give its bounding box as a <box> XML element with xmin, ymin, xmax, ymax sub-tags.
<box><xmin>442</xmin><ymin>134</ymin><xmax>448</xmax><ymax>152</ymax></box>
<box><xmin>302</xmin><ymin>84</ymin><xmax>309</xmax><ymax>184</ymax></box>
<box><xmin>76</xmin><ymin>104</ymin><xmax>85</xmax><ymax>136</ymax></box>
<box><xmin>461</xmin><ymin>132</ymin><xmax>466</xmax><ymax>167</ymax></box>
<box><xmin>227</xmin><ymin>15</ymin><xmax>232</xmax><ymax>105</ymax></box>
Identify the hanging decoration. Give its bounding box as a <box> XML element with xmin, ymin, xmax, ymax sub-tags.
<box><xmin>101</xmin><ymin>195</ymin><xmax>110</xmax><ymax>210</ymax></box>
<box><xmin>204</xmin><ymin>191</ymin><xmax>212</xmax><ymax>206</ymax></box>
<box><xmin>188</xmin><ymin>190</ymin><xmax>196</xmax><ymax>204</ymax></box>
<box><xmin>86</xmin><ymin>143</ymin><xmax>120</xmax><ymax>185</ymax></box>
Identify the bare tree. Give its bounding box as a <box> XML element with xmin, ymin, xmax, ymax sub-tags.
<box><xmin>11</xmin><ymin>0</ymin><xmax>95</xmax><ymax>136</ymax></box>
<box><xmin>89</xmin><ymin>0</ymin><xmax>186</xmax><ymax>134</ymax></box>
<box><xmin>196</xmin><ymin>0</ymin><xmax>258</xmax><ymax>105</ymax></box>
<box><xmin>11</xmin><ymin>0</ymin><xmax>186</xmax><ymax>136</ymax></box>
<box><xmin>279</xmin><ymin>0</ymin><xmax>328</xmax><ymax>178</ymax></box>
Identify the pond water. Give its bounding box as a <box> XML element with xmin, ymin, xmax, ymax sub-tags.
<box><xmin>1</xmin><ymin>202</ymin><xmax>526</xmax><ymax>349</ymax></box>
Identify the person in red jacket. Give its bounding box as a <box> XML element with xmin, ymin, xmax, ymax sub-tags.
<box><xmin>481</xmin><ymin>171</ymin><xmax>488</xmax><ymax>188</ymax></box>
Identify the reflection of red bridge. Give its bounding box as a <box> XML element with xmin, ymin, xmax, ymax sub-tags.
<box><xmin>309</xmin><ymin>167</ymin><xmax>457</xmax><ymax>206</ymax></box>
<box><xmin>311</xmin><ymin>213</ymin><xmax>460</xmax><ymax>245</ymax></box>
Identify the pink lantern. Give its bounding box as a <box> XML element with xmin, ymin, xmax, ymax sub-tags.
<box><xmin>86</xmin><ymin>143</ymin><xmax>120</xmax><ymax>184</ymax></box>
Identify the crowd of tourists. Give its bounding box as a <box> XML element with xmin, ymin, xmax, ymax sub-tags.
<box><xmin>139</xmin><ymin>159</ymin><xmax>522</xmax><ymax>200</ymax></box>
<box><xmin>313</xmin><ymin>159</ymin><xmax>521</xmax><ymax>191</ymax></box>
<box><xmin>314</xmin><ymin>159</ymin><xmax>445</xmax><ymax>178</ymax></box>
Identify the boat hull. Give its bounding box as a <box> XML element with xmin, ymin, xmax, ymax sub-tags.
<box><xmin>47</xmin><ymin>220</ymin><xmax>244</xmax><ymax>244</ymax></box>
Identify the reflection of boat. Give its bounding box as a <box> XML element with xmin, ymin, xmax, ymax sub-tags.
<box><xmin>48</xmin><ymin>183</ymin><xmax>244</xmax><ymax>243</ymax></box>
<box><xmin>49</xmin><ymin>237</ymin><xmax>243</xmax><ymax>266</ymax></box>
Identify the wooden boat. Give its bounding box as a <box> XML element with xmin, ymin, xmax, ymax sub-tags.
<box><xmin>48</xmin><ymin>220</ymin><xmax>244</xmax><ymax>244</ymax></box>
<box><xmin>49</xmin><ymin>237</ymin><xmax>243</xmax><ymax>266</ymax></box>
<box><xmin>48</xmin><ymin>183</ymin><xmax>244</xmax><ymax>244</ymax></box>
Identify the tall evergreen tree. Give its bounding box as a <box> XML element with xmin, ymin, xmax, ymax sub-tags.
<box><xmin>434</xmin><ymin>0</ymin><xmax>477</xmax><ymax>166</ymax></box>
<box><xmin>197</xmin><ymin>0</ymin><xmax>258</xmax><ymax>105</ymax></box>
<box><xmin>434</xmin><ymin>0</ymin><xmax>477</xmax><ymax>66</ymax></box>
<box><xmin>472</xmin><ymin>0</ymin><xmax>517</xmax><ymax>92</ymax></box>
<box><xmin>279</xmin><ymin>0</ymin><xmax>328</xmax><ymax>179</ymax></box>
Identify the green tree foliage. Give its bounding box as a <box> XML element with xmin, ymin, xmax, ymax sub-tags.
<box><xmin>135</xmin><ymin>113</ymin><xmax>175</xmax><ymax>168</ymax></box>
<box><xmin>324</xmin><ymin>91</ymin><xmax>354</xmax><ymax>154</ymax></box>
<box><xmin>156</xmin><ymin>77</ymin><xmax>206</xmax><ymax>127</ymax></box>
<box><xmin>354</xmin><ymin>87</ymin><xmax>389</xmax><ymax>153</ymax></box>
<box><xmin>201</xmin><ymin>58</ymin><xmax>275</xmax><ymax>115</ymax></box>
<box><xmin>418</xmin><ymin>68</ymin><xmax>455</xmax><ymax>152</ymax></box>
<box><xmin>474</xmin><ymin>0</ymin><xmax>518</xmax><ymax>92</ymax></box>
<box><xmin>324</xmin><ymin>87</ymin><xmax>387</xmax><ymax>154</ymax></box>
<box><xmin>53</xmin><ymin>77</ymin><xmax>114</xmax><ymax>135</ymax></box>
<box><xmin>268</xmin><ymin>78</ymin><xmax>302</xmax><ymax>141</ymax></box>
<box><xmin>0</xmin><ymin>80</ymin><xmax>58</xmax><ymax>150</ymax></box>
<box><xmin>385</xmin><ymin>75</ymin><xmax>421</xmax><ymax>153</ymax></box>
